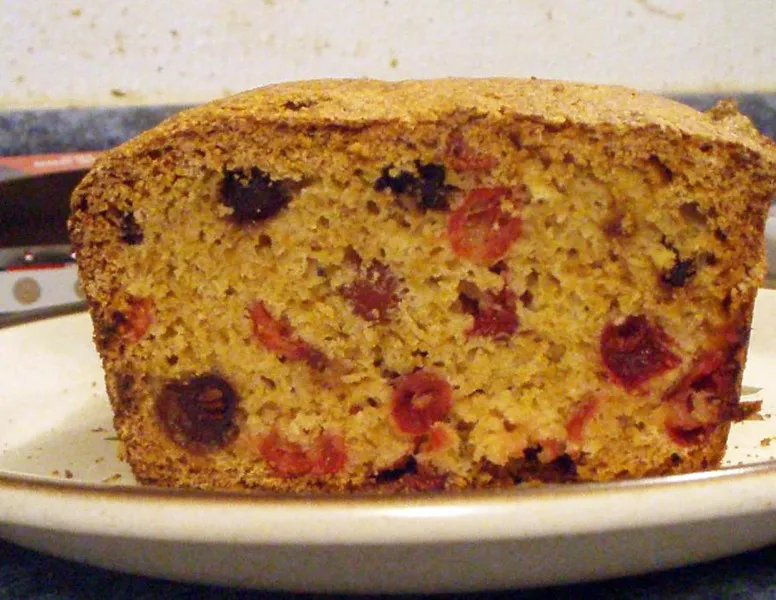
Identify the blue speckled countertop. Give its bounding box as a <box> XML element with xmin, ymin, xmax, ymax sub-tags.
<box><xmin>1</xmin><ymin>96</ymin><xmax>775</xmax><ymax>599</ymax></box>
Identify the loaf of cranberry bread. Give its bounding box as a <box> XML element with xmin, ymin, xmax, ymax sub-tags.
<box><xmin>69</xmin><ymin>79</ymin><xmax>776</xmax><ymax>493</ymax></box>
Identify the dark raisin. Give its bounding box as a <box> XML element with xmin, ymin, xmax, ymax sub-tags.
<box><xmin>156</xmin><ymin>374</ymin><xmax>239</xmax><ymax>451</ymax></box>
<box><xmin>662</xmin><ymin>258</ymin><xmax>696</xmax><ymax>287</ymax></box>
<box><xmin>374</xmin><ymin>163</ymin><xmax>451</xmax><ymax>211</ymax></box>
<box><xmin>416</xmin><ymin>162</ymin><xmax>449</xmax><ymax>210</ymax></box>
<box><xmin>374</xmin><ymin>167</ymin><xmax>417</xmax><ymax>195</ymax></box>
<box><xmin>220</xmin><ymin>167</ymin><xmax>291</xmax><ymax>223</ymax></box>
<box><xmin>119</xmin><ymin>211</ymin><xmax>143</xmax><ymax>245</ymax></box>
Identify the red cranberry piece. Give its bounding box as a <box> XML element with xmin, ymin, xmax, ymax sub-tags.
<box><xmin>259</xmin><ymin>429</ymin><xmax>347</xmax><ymax>478</ymax></box>
<box><xmin>565</xmin><ymin>398</ymin><xmax>599</xmax><ymax>445</ymax></box>
<box><xmin>447</xmin><ymin>187</ymin><xmax>523</xmax><ymax>265</ymax></box>
<box><xmin>156</xmin><ymin>374</ymin><xmax>239</xmax><ymax>451</ymax></box>
<box><xmin>600</xmin><ymin>315</ymin><xmax>680</xmax><ymax>389</ymax></box>
<box><xmin>248</xmin><ymin>301</ymin><xmax>327</xmax><ymax>368</ymax></box>
<box><xmin>309</xmin><ymin>432</ymin><xmax>348</xmax><ymax>476</ymax></box>
<box><xmin>259</xmin><ymin>429</ymin><xmax>313</xmax><ymax>477</ymax></box>
<box><xmin>663</xmin><ymin>346</ymin><xmax>739</xmax><ymax>446</ymax></box>
<box><xmin>115</xmin><ymin>297</ymin><xmax>154</xmax><ymax>343</ymax></box>
<box><xmin>444</xmin><ymin>132</ymin><xmax>497</xmax><ymax>172</ymax></box>
<box><xmin>341</xmin><ymin>261</ymin><xmax>400</xmax><ymax>322</ymax></box>
<box><xmin>462</xmin><ymin>287</ymin><xmax>518</xmax><ymax>340</ymax></box>
<box><xmin>391</xmin><ymin>369</ymin><xmax>453</xmax><ymax>435</ymax></box>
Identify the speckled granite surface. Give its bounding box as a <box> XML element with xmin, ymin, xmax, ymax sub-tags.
<box><xmin>1</xmin><ymin>95</ymin><xmax>775</xmax><ymax>598</ymax></box>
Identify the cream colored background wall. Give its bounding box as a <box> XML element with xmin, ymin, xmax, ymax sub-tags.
<box><xmin>1</xmin><ymin>0</ymin><xmax>775</xmax><ymax>108</ymax></box>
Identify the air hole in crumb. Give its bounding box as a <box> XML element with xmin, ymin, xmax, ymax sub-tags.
<box><xmin>566</xmin><ymin>248</ymin><xmax>579</xmax><ymax>260</ymax></box>
<box><xmin>318</xmin><ymin>216</ymin><xmax>330</xmax><ymax>228</ymax></box>
<box><xmin>648</xmin><ymin>155</ymin><xmax>673</xmax><ymax>184</ymax></box>
<box><xmin>366</xmin><ymin>200</ymin><xmax>381</xmax><ymax>215</ymax></box>
<box><xmin>722</xmin><ymin>293</ymin><xmax>733</xmax><ymax>312</ymax></box>
<box><xmin>283</xmin><ymin>98</ymin><xmax>316</xmax><ymax>111</ymax></box>
<box><xmin>519</xmin><ymin>289</ymin><xmax>533</xmax><ymax>308</ymax></box>
<box><xmin>670</xmin><ymin>452</ymin><xmax>682</xmax><ymax>465</ymax></box>
<box><xmin>366</xmin><ymin>397</ymin><xmax>379</xmax><ymax>408</ymax></box>
<box><xmin>489</xmin><ymin>261</ymin><xmax>508</xmax><ymax>275</ymax></box>
<box><xmin>714</xmin><ymin>229</ymin><xmax>728</xmax><ymax>242</ymax></box>
<box><xmin>258</xmin><ymin>234</ymin><xmax>272</xmax><ymax>248</ymax></box>
<box><xmin>343</xmin><ymin>245</ymin><xmax>362</xmax><ymax>267</ymax></box>
<box><xmin>678</xmin><ymin>202</ymin><xmax>707</xmax><ymax>227</ymax></box>
<box><xmin>260</xmin><ymin>376</ymin><xmax>276</xmax><ymax>390</ymax></box>
<box><xmin>166</xmin><ymin>355</ymin><xmax>179</xmax><ymax>366</ymax></box>
<box><xmin>699</xmin><ymin>252</ymin><xmax>717</xmax><ymax>266</ymax></box>
<box><xmin>547</xmin><ymin>342</ymin><xmax>566</xmax><ymax>362</ymax></box>
<box><xmin>524</xmin><ymin>270</ymin><xmax>539</xmax><ymax>289</ymax></box>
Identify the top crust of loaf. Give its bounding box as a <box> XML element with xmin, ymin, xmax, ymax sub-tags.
<box><xmin>98</xmin><ymin>78</ymin><xmax>776</xmax><ymax>167</ymax></box>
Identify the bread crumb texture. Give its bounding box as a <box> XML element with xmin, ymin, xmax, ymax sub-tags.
<box><xmin>69</xmin><ymin>78</ymin><xmax>776</xmax><ymax>493</ymax></box>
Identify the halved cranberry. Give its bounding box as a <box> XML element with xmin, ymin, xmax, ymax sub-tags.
<box><xmin>600</xmin><ymin>316</ymin><xmax>680</xmax><ymax>390</ymax></box>
<box><xmin>446</xmin><ymin>187</ymin><xmax>523</xmax><ymax>265</ymax></box>
<box><xmin>391</xmin><ymin>369</ymin><xmax>453</xmax><ymax>435</ymax></box>
<box><xmin>259</xmin><ymin>429</ymin><xmax>347</xmax><ymax>477</ymax></box>
<box><xmin>259</xmin><ymin>429</ymin><xmax>313</xmax><ymax>477</ymax></box>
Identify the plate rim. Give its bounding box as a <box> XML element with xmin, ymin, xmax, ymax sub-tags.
<box><xmin>1</xmin><ymin>292</ymin><xmax>775</xmax><ymax>547</ymax></box>
<box><xmin>2</xmin><ymin>460</ymin><xmax>776</xmax><ymax>545</ymax></box>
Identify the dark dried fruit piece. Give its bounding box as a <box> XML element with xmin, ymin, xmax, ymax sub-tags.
<box><xmin>220</xmin><ymin>167</ymin><xmax>291</xmax><ymax>223</ymax></box>
<box><xmin>600</xmin><ymin>315</ymin><xmax>680</xmax><ymax>389</ymax></box>
<box><xmin>374</xmin><ymin>167</ymin><xmax>417</xmax><ymax>195</ymax></box>
<box><xmin>374</xmin><ymin>455</ymin><xmax>447</xmax><ymax>492</ymax></box>
<box><xmin>341</xmin><ymin>261</ymin><xmax>400</xmax><ymax>321</ymax></box>
<box><xmin>447</xmin><ymin>187</ymin><xmax>524</xmax><ymax>265</ymax></box>
<box><xmin>391</xmin><ymin>369</ymin><xmax>453</xmax><ymax>435</ymax></box>
<box><xmin>415</xmin><ymin>163</ymin><xmax>449</xmax><ymax>210</ymax></box>
<box><xmin>374</xmin><ymin>162</ymin><xmax>451</xmax><ymax>210</ymax></box>
<box><xmin>461</xmin><ymin>287</ymin><xmax>518</xmax><ymax>340</ymax></box>
<box><xmin>248</xmin><ymin>300</ymin><xmax>327</xmax><ymax>369</ymax></box>
<box><xmin>119</xmin><ymin>211</ymin><xmax>143</xmax><ymax>245</ymax></box>
<box><xmin>156</xmin><ymin>374</ymin><xmax>239</xmax><ymax>451</ymax></box>
<box><xmin>259</xmin><ymin>429</ymin><xmax>347</xmax><ymax>478</ymax></box>
<box><xmin>662</xmin><ymin>258</ymin><xmax>696</xmax><ymax>288</ymax></box>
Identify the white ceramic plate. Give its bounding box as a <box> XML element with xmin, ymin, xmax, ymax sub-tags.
<box><xmin>1</xmin><ymin>292</ymin><xmax>775</xmax><ymax>594</ymax></box>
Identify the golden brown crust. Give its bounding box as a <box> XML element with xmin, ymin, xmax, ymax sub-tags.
<box><xmin>69</xmin><ymin>78</ymin><xmax>775</xmax><ymax>493</ymax></box>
